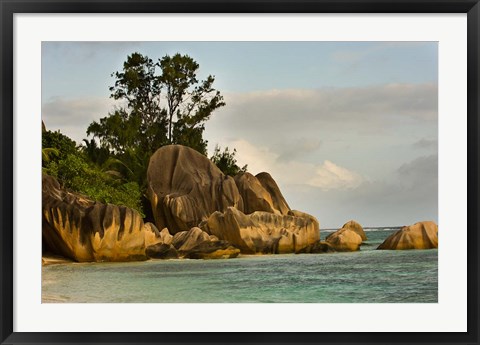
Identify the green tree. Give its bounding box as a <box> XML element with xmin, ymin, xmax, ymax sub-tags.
<box><xmin>42</xmin><ymin>129</ymin><xmax>78</xmax><ymax>168</ymax></box>
<box><xmin>81</xmin><ymin>138</ymin><xmax>111</xmax><ymax>166</ymax></box>
<box><xmin>210</xmin><ymin>145</ymin><xmax>248</xmax><ymax>177</ymax></box>
<box><xmin>88</xmin><ymin>52</ymin><xmax>225</xmax><ymax>156</ymax></box>
<box><xmin>106</xmin><ymin>53</ymin><xmax>169</xmax><ymax>155</ymax></box>
<box><xmin>159</xmin><ymin>54</ymin><xmax>225</xmax><ymax>153</ymax></box>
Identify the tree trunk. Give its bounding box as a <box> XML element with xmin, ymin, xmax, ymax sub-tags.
<box><xmin>168</xmin><ymin>113</ymin><xmax>173</xmax><ymax>143</ymax></box>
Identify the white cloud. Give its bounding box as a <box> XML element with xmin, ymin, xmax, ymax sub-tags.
<box><xmin>220</xmin><ymin>83</ymin><xmax>438</xmax><ymax>127</ymax></box>
<box><xmin>276</xmin><ymin>138</ymin><xmax>322</xmax><ymax>162</ymax></box>
<box><xmin>42</xmin><ymin>97</ymin><xmax>123</xmax><ymax>143</ymax></box>
<box><xmin>204</xmin><ymin>82</ymin><xmax>438</xmax><ymax>188</ymax></box>
<box><xmin>282</xmin><ymin>155</ymin><xmax>438</xmax><ymax>228</ymax></box>
<box><xmin>225</xmin><ymin>139</ymin><xmax>364</xmax><ymax>191</ymax></box>
<box><xmin>308</xmin><ymin>160</ymin><xmax>364</xmax><ymax>190</ymax></box>
<box><xmin>397</xmin><ymin>154</ymin><xmax>438</xmax><ymax>188</ymax></box>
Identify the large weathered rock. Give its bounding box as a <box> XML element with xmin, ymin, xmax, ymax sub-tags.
<box><xmin>147</xmin><ymin>145</ymin><xmax>320</xmax><ymax>255</ymax></box>
<box><xmin>144</xmin><ymin>223</ymin><xmax>173</xmax><ymax>248</ymax></box>
<box><xmin>172</xmin><ymin>227</ymin><xmax>211</xmax><ymax>252</ymax></box>
<box><xmin>200</xmin><ymin>207</ymin><xmax>319</xmax><ymax>254</ymax></box>
<box><xmin>326</xmin><ymin>220</ymin><xmax>367</xmax><ymax>242</ymax></box>
<box><xmin>325</xmin><ymin>220</ymin><xmax>366</xmax><ymax>251</ymax></box>
<box><xmin>234</xmin><ymin>172</ymin><xmax>278</xmax><ymax>215</ymax></box>
<box><xmin>170</xmin><ymin>227</ymin><xmax>240</xmax><ymax>259</ymax></box>
<box><xmin>255</xmin><ymin>172</ymin><xmax>291</xmax><ymax>215</ymax></box>
<box><xmin>296</xmin><ymin>241</ymin><xmax>336</xmax><ymax>254</ymax></box>
<box><xmin>145</xmin><ymin>243</ymin><xmax>179</xmax><ymax>259</ymax></box>
<box><xmin>233</xmin><ymin>172</ymin><xmax>291</xmax><ymax>216</ymax></box>
<box><xmin>326</xmin><ymin>229</ymin><xmax>363</xmax><ymax>252</ymax></box>
<box><xmin>144</xmin><ymin>222</ymin><xmax>161</xmax><ymax>247</ymax></box>
<box><xmin>147</xmin><ymin>145</ymin><xmax>243</xmax><ymax>234</ymax></box>
<box><xmin>42</xmin><ymin>174</ymin><xmax>148</xmax><ymax>262</ymax></box>
<box><xmin>377</xmin><ymin>221</ymin><xmax>438</xmax><ymax>250</ymax></box>
<box><xmin>183</xmin><ymin>241</ymin><xmax>240</xmax><ymax>259</ymax></box>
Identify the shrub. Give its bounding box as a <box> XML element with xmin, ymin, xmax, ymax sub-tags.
<box><xmin>210</xmin><ymin>145</ymin><xmax>247</xmax><ymax>177</ymax></box>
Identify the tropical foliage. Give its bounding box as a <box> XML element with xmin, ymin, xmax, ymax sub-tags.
<box><xmin>42</xmin><ymin>130</ymin><xmax>143</xmax><ymax>215</ymax></box>
<box><xmin>210</xmin><ymin>145</ymin><xmax>248</xmax><ymax>177</ymax></box>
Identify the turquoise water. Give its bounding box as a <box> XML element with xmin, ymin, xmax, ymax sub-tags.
<box><xmin>42</xmin><ymin>229</ymin><xmax>438</xmax><ymax>303</ymax></box>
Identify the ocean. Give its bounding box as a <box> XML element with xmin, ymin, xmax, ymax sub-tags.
<box><xmin>42</xmin><ymin>228</ymin><xmax>438</xmax><ymax>303</ymax></box>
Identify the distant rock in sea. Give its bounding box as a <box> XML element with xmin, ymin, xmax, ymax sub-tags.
<box><xmin>326</xmin><ymin>220</ymin><xmax>367</xmax><ymax>241</ymax></box>
<box><xmin>325</xmin><ymin>220</ymin><xmax>366</xmax><ymax>251</ymax></box>
<box><xmin>377</xmin><ymin>221</ymin><xmax>438</xmax><ymax>250</ymax></box>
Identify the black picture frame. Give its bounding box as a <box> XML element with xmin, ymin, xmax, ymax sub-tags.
<box><xmin>1</xmin><ymin>1</ymin><xmax>479</xmax><ymax>344</ymax></box>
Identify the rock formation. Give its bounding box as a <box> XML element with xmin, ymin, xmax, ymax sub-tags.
<box><xmin>172</xmin><ymin>227</ymin><xmax>211</xmax><ymax>252</ymax></box>
<box><xmin>154</xmin><ymin>226</ymin><xmax>240</xmax><ymax>259</ymax></box>
<box><xmin>255</xmin><ymin>172</ymin><xmax>291</xmax><ymax>215</ymax></box>
<box><xmin>42</xmin><ymin>174</ymin><xmax>148</xmax><ymax>262</ymax></box>
<box><xmin>145</xmin><ymin>243</ymin><xmax>179</xmax><ymax>259</ymax></box>
<box><xmin>200</xmin><ymin>207</ymin><xmax>319</xmax><ymax>254</ymax></box>
<box><xmin>296</xmin><ymin>241</ymin><xmax>336</xmax><ymax>254</ymax></box>
<box><xmin>43</xmin><ymin>174</ymin><xmax>239</xmax><ymax>262</ymax></box>
<box><xmin>183</xmin><ymin>241</ymin><xmax>240</xmax><ymax>259</ymax></box>
<box><xmin>144</xmin><ymin>222</ymin><xmax>172</xmax><ymax>247</ymax></box>
<box><xmin>147</xmin><ymin>145</ymin><xmax>243</xmax><ymax>234</ymax></box>
<box><xmin>234</xmin><ymin>172</ymin><xmax>279</xmax><ymax>215</ymax></box>
<box><xmin>326</xmin><ymin>230</ymin><xmax>363</xmax><ymax>252</ymax></box>
<box><xmin>377</xmin><ymin>221</ymin><xmax>438</xmax><ymax>250</ymax></box>
<box><xmin>44</xmin><ymin>143</ymin><xmax>322</xmax><ymax>261</ymax></box>
<box><xmin>147</xmin><ymin>145</ymin><xmax>319</xmax><ymax>254</ymax></box>
<box><xmin>233</xmin><ymin>172</ymin><xmax>290</xmax><ymax>215</ymax></box>
<box><xmin>326</xmin><ymin>220</ymin><xmax>367</xmax><ymax>241</ymax></box>
<box><xmin>325</xmin><ymin>220</ymin><xmax>366</xmax><ymax>252</ymax></box>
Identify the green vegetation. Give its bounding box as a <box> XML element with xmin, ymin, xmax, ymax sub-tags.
<box><xmin>210</xmin><ymin>145</ymin><xmax>248</xmax><ymax>177</ymax></box>
<box><xmin>42</xmin><ymin>130</ymin><xmax>144</xmax><ymax>215</ymax></box>
<box><xmin>42</xmin><ymin>128</ymin><xmax>77</xmax><ymax>163</ymax></box>
<box><xmin>43</xmin><ymin>52</ymin><xmax>247</xmax><ymax>218</ymax></box>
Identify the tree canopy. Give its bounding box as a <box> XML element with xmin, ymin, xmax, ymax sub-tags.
<box><xmin>87</xmin><ymin>52</ymin><xmax>225</xmax><ymax>157</ymax></box>
<box><xmin>42</xmin><ymin>129</ymin><xmax>143</xmax><ymax>215</ymax></box>
<box><xmin>210</xmin><ymin>145</ymin><xmax>248</xmax><ymax>177</ymax></box>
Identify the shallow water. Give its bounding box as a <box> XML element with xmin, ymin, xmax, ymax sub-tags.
<box><xmin>42</xmin><ymin>229</ymin><xmax>438</xmax><ymax>303</ymax></box>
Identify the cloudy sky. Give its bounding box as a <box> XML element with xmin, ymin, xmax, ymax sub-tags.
<box><xmin>42</xmin><ymin>41</ymin><xmax>438</xmax><ymax>228</ymax></box>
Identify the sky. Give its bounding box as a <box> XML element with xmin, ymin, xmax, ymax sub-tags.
<box><xmin>42</xmin><ymin>41</ymin><xmax>438</xmax><ymax>228</ymax></box>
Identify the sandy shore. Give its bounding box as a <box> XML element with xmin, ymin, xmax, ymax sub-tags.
<box><xmin>42</xmin><ymin>254</ymin><xmax>73</xmax><ymax>266</ymax></box>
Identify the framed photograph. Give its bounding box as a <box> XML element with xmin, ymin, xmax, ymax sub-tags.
<box><xmin>1</xmin><ymin>0</ymin><xmax>479</xmax><ymax>344</ymax></box>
